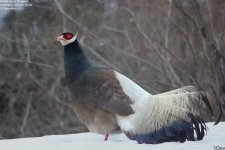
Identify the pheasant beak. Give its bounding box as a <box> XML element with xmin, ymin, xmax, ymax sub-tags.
<box><xmin>56</xmin><ymin>35</ymin><xmax>65</xmax><ymax>41</ymax></box>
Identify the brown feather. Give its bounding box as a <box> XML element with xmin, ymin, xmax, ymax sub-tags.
<box><xmin>68</xmin><ymin>67</ymin><xmax>134</xmax><ymax>134</ymax></box>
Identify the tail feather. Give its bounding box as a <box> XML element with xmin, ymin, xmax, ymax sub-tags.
<box><xmin>116</xmin><ymin>85</ymin><xmax>214</xmax><ymax>144</ymax></box>
<box><xmin>124</xmin><ymin>114</ymin><xmax>206</xmax><ymax>144</ymax></box>
<box><xmin>155</xmin><ymin>86</ymin><xmax>198</xmax><ymax>96</ymax></box>
<box><xmin>199</xmin><ymin>92</ymin><xmax>214</xmax><ymax>115</ymax></box>
<box><xmin>154</xmin><ymin>91</ymin><xmax>214</xmax><ymax>117</ymax></box>
<box><xmin>114</xmin><ymin>71</ymin><xmax>218</xmax><ymax>144</ymax></box>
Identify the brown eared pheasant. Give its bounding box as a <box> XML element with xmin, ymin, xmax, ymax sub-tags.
<box><xmin>57</xmin><ymin>32</ymin><xmax>217</xmax><ymax>144</ymax></box>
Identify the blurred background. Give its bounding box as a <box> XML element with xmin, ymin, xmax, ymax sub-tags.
<box><xmin>0</xmin><ymin>0</ymin><xmax>224</xmax><ymax>139</ymax></box>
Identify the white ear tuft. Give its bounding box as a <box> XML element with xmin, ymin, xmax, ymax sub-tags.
<box><xmin>74</xmin><ymin>32</ymin><xmax>78</xmax><ymax>39</ymax></box>
<box><xmin>60</xmin><ymin>33</ymin><xmax>77</xmax><ymax>46</ymax></box>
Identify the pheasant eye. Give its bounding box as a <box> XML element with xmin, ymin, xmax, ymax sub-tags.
<box><xmin>63</xmin><ymin>33</ymin><xmax>73</xmax><ymax>40</ymax></box>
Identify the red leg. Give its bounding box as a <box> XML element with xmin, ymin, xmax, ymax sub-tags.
<box><xmin>104</xmin><ymin>133</ymin><xmax>109</xmax><ymax>141</ymax></box>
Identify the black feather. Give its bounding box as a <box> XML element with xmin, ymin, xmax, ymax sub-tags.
<box><xmin>64</xmin><ymin>40</ymin><xmax>93</xmax><ymax>82</ymax></box>
<box><xmin>199</xmin><ymin>92</ymin><xmax>214</xmax><ymax>115</ymax></box>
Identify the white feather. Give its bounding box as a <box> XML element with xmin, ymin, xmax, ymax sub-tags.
<box><xmin>114</xmin><ymin>71</ymin><xmax>152</xmax><ymax>131</ymax></box>
<box><xmin>113</xmin><ymin>71</ymin><xmax>210</xmax><ymax>134</ymax></box>
<box><xmin>114</xmin><ymin>71</ymin><xmax>151</xmax><ymax>103</ymax></box>
<box><xmin>116</xmin><ymin>118</ymin><xmax>135</xmax><ymax>131</ymax></box>
<box><xmin>60</xmin><ymin>32</ymin><xmax>78</xmax><ymax>46</ymax></box>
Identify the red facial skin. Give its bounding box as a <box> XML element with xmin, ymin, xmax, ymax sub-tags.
<box><xmin>63</xmin><ymin>33</ymin><xmax>73</xmax><ymax>40</ymax></box>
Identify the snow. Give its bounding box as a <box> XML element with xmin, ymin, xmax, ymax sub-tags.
<box><xmin>0</xmin><ymin>122</ymin><xmax>224</xmax><ymax>150</ymax></box>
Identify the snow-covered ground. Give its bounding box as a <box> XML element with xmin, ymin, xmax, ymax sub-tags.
<box><xmin>0</xmin><ymin>122</ymin><xmax>224</xmax><ymax>150</ymax></box>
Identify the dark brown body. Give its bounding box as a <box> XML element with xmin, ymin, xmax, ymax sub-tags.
<box><xmin>68</xmin><ymin>68</ymin><xmax>130</xmax><ymax>134</ymax></box>
<box><xmin>63</xmin><ymin>39</ymin><xmax>133</xmax><ymax>135</ymax></box>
